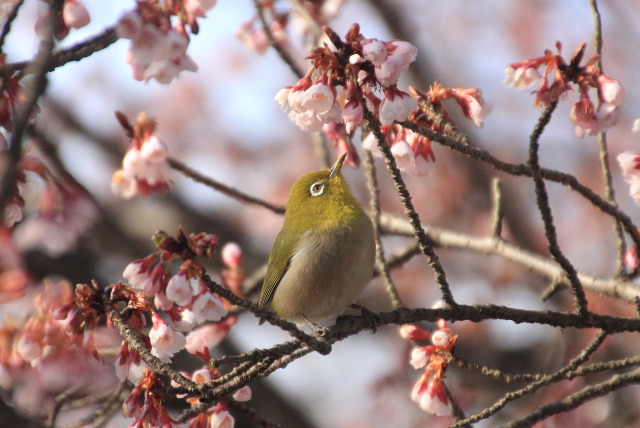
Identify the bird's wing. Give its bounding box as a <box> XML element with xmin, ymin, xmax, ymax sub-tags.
<box><xmin>259</xmin><ymin>229</ymin><xmax>301</xmax><ymax>308</ymax></box>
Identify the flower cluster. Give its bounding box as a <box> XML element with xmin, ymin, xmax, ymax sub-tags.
<box><xmin>504</xmin><ymin>41</ymin><xmax>625</xmax><ymax>137</ymax></box>
<box><xmin>275</xmin><ymin>26</ymin><xmax>418</xmax><ymax>136</ymax></box>
<box><xmin>400</xmin><ymin>313</ymin><xmax>457</xmax><ymax>416</ymax></box>
<box><xmin>13</xmin><ymin>183</ymin><xmax>98</xmax><ymax>256</ymax></box>
<box><xmin>35</xmin><ymin>0</ymin><xmax>91</xmax><ymax>41</ymax></box>
<box><xmin>236</xmin><ymin>5</ymin><xmax>288</xmax><ymax>55</ymax></box>
<box><xmin>111</xmin><ymin>113</ymin><xmax>171</xmax><ymax>199</ymax></box>
<box><xmin>0</xmin><ymin>280</ymin><xmax>116</xmax><ymax>415</ymax></box>
<box><xmin>116</xmin><ymin>0</ymin><xmax>217</xmax><ymax>84</ymax></box>
<box><xmin>275</xmin><ymin>25</ymin><xmax>490</xmax><ymax>175</ymax></box>
<box><xmin>123</xmin><ymin>369</ymin><xmax>176</xmax><ymax>427</ymax></box>
<box><xmin>363</xmin><ymin>125</ymin><xmax>435</xmax><ymax>177</ymax></box>
<box><xmin>172</xmin><ymin>366</ymin><xmax>251</xmax><ymax>428</ymax></box>
<box><xmin>617</xmin><ymin>151</ymin><xmax>640</xmax><ymax>205</ymax></box>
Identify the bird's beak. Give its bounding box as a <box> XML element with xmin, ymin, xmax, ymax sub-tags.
<box><xmin>329</xmin><ymin>153</ymin><xmax>347</xmax><ymax>178</ymax></box>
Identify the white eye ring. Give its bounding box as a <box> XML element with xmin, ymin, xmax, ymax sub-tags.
<box><xmin>309</xmin><ymin>181</ymin><xmax>325</xmax><ymax>196</ymax></box>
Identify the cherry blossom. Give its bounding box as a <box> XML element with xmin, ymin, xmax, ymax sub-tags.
<box><xmin>624</xmin><ymin>248</ymin><xmax>639</xmax><ymax>274</ymax></box>
<box><xmin>617</xmin><ymin>151</ymin><xmax>640</xmax><ymax>204</ymax></box>
<box><xmin>210</xmin><ymin>408</ymin><xmax>235</xmax><ymax>428</ymax></box>
<box><xmin>503</xmin><ymin>64</ymin><xmax>540</xmax><ymax>89</ymax></box>
<box><xmin>597</xmin><ymin>74</ymin><xmax>625</xmax><ymax>107</ymax></box>
<box><xmin>149</xmin><ymin>312</ymin><xmax>186</xmax><ymax>363</ymax></box>
<box><xmin>233</xmin><ymin>386</ymin><xmax>252</xmax><ymax>402</ymax></box>
<box><xmin>276</xmin><ymin>80</ymin><xmax>342</xmax><ymax>132</ymax></box>
<box><xmin>117</xmin><ymin>9</ymin><xmax>198</xmax><ymax>84</ymax></box>
<box><xmin>379</xmin><ymin>89</ymin><xmax>416</xmax><ymax>125</ymax></box>
<box><xmin>62</xmin><ymin>0</ymin><xmax>90</xmax><ymax>29</ymax></box>
<box><xmin>221</xmin><ymin>242</ymin><xmax>243</xmax><ymax>268</ymax></box>
<box><xmin>366</xmin><ymin>39</ymin><xmax>418</xmax><ymax>87</ymax></box>
<box><xmin>165</xmin><ymin>273</ymin><xmax>194</xmax><ymax>307</ymax></box>
<box><xmin>115</xmin><ymin>342</ymin><xmax>148</xmax><ymax>383</ymax></box>
<box><xmin>451</xmin><ymin>88</ymin><xmax>492</xmax><ymax>128</ymax></box>
<box><xmin>111</xmin><ymin>115</ymin><xmax>171</xmax><ymax>199</ymax></box>
<box><xmin>411</xmin><ymin>374</ymin><xmax>452</xmax><ymax>416</ymax></box>
<box><xmin>192</xmin><ymin>292</ymin><xmax>227</xmax><ymax>323</ymax></box>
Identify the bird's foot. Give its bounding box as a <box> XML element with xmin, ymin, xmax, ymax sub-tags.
<box><xmin>350</xmin><ymin>303</ymin><xmax>381</xmax><ymax>333</ymax></box>
<box><xmin>302</xmin><ymin>316</ymin><xmax>330</xmax><ymax>337</ymax></box>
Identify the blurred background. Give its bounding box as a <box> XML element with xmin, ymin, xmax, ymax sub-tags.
<box><xmin>2</xmin><ymin>0</ymin><xmax>640</xmax><ymax>426</ymax></box>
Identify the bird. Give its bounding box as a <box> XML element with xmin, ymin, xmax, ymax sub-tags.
<box><xmin>258</xmin><ymin>153</ymin><xmax>375</xmax><ymax>331</ymax></box>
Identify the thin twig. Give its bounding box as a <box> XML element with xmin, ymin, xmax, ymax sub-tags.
<box><xmin>527</xmin><ymin>102</ymin><xmax>588</xmax><ymax>315</ymax></box>
<box><xmin>168</xmin><ymin>157</ymin><xmax>285</xmax><ymax>214</ymax></box>
<box><xmin>1</xmin><ymin>27</ymin><xmax>118</xmax><ymax>75</ymax></box>
<box><xmin>0</xmin><ymin>0</ymin><xmax>24</xmax><ymax>52</ymax></box>
<box><xmin>490</xmin><ymin>177</ymin><xmax>504</xmax><ymax>237</ymax></box>
<box><xmin>590</xmin><ymin>0</ymin><xmax>626</xmax><ymax>276</ymax></box>
<box><xmin>503</xmin><ymin>367</ymin><xmax>640</xmax><ymax>428</ymax></box>
<box><xmin>379</xmin><ymin>213</ymin><xmax>640</xmax><ymax>303</ymax></box>
<box><xmin>451</xmin><ymin>331</ymin><xmax>608</xmax><ymax>427</ymax></box>
<box><xmin>251</xmin><ymin>0</ymin><xmax>304</xmax><ymax>78</ymax></box>
<box><xmin>363</xmin><ymin>106</ymin><xmax>457</xmax><ymax>307</ymax></box>
<box><xmin>0</xmin><ymin>0</ymin><xmax>61</xmax><ymax>222</ymax></box>
<box><xmin>363</xmin><ymin>149</ymin><xmax>404</xmax><ymax>308</ymax></box>
<box><xmin>400</xmin><ymin>120</ymin><xmax>640</xmax><ymax>251</ymax></box>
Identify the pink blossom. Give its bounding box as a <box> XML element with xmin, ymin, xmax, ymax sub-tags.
<box><xmin>391</xmin><ymin>139</ymin><xmax>415</xmax><ymax>171</ymax></box>
<box><xmin>451</xmin><ymin>88</ymin><xmax>492</xmax><ymax>128</ymax></box>
<box><xmin>154</xmin><ymin>290</ymin><xmax>174</xmax><ymax>311</ymax></box>
<box><xmin>149</xmin><ymin>313</ymin><xmax>186</xmax><ymax>363</ymax></box>
<box><xmin>617</xmin><ymin>151</ymin><xmax>640</xmax><ymax>204</ymax></box>
<box><xmin>192</xmin><ymin>367</ymin><xmax>214</xmax><ymax>384</ymax></box>
<box><xmin>233</xmin><ymin>386</ymin><xmax>252</xmax><ymax>402</ymax></box>
<box><xmin>379</xmin><ymin>90</ymin><xmax>415</xmax><ymax>125</ymax></box>
<box><xmin>399</xmin><ymin>324</ymin><xmax>432</xmax><ymax>341</ymax></box>
<box><xmin>13</xmin><ymin>217</ymin><xmax>74</xmax><ymax>257</ymax></box>
<box><xmin>410</xmin><ymin>346</ymin><xmax>431</xmax><ymax>369</ymax></box>
<box><xmin>62</xmin><ymin>0</ymin><xmax>90</xmax><ymax>29</ymax></box>
<box><xmin>431</xmin><ymin>330</ymin><xmax>451</xmax><ymax>347</ymax></box>
<box><xmin>625</xmin><ymin>248</ymin><xmax>639</xmax><ymax>274</ymax></box>
<box><xmin>210</xmin><ymin>409</ymin><xmax>234</xmax><ymax>428</ymax></box>
<box><xmin>4</xmin><ymin>202</ymin><xmax>23</xmax><ymax>227</ymax></box>
<box><xmin>115</xmin><ymin>342</ymin><xmax>147</xmax><ymax>383</ymax></box>
<box><xmin>112</xmin><ymin>134</ymin><xmax>170</xmax><ymax>199</ymax></box>
<box><xmin>117</xmin><ymin>11</ymin><xmax>197</xmax><ymax>84</ymax></box>
<box><xmin>342</xmin><ymin>101</ymin><xmax>363</xmax><ymax>132</ymax></box>
<box><xmin>598</xmin><ymin>74</ymin><xmax>625</xmax><ymax>107</ymax></box>
<box><xmin>184</xmin><ymin>0</ymin><xmax>218</xmax><ymax>19</ymax></box>
<box><xmin>192</xmin><ymin>292</ymin><xmax>227</xmax><ymax>323</ymax></box>
<box><xmin>185</xmin><ymin>328</ymin><xmax>211</xmax><ymax>360</ymax></box>
<box><xmin>362</xmin><ymin>131</ymin><xmax>383</xmax><ymax>157</ymax></box>
<box><xmin>165</xmin><ymin>273</ymin><xmax>194</xmax><ymax>307</ymax></box>
<box><xmin>175</xmin><ymin>309</ymin><xmax>196</xmax><ymax>332</ymax></box>
<box><xmin>632</xmin><ymin>119</ymin><xmax>640</xmax><ymax>134</ymax></box>
<box><xmin>277</xmin><ymin>81</ymin><xmax>342</xmax><ymax>132</ymax></box>
<box><xmin>221</xmin><ymin>242</ymin><xmax>243</xmax><ymax>268</ymax></box>
<box><xmin>374</xmin><ymin>40</ymin><xmax>418</xmax><ymax>87</ymax></box>
<box><xmin>361</xmin><ymin>39</ymin><xmax>388</xmax><ymax>66</ymax></box>
<box><xmin>122</xmin><ymin>255</ymin><xmax>155</xmax><ymax>290</ymax></box>
<box><xmin>503</xmin><ymin>65</ymin><xmax>540</xmax><ymax>89</ymax></box>
<box><xmin>411</xmin><ymin>375</ymin><xmax>452</xmax><ymax>416</ymax></box>
<box><xmin>570</xmin><ymin>94</ymin><xmax>598</xmax><ymax>137</ymax></box>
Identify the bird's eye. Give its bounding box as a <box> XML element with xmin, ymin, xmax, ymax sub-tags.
<box><xmin>309</xmin><ymin>181</ymin><xmax>325</xmax><ymax>196</ymax></box>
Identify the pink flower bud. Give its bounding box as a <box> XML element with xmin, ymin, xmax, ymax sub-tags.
<box><xmin>598</xmin><ymin>74</ymin><xmax>625</xmax><ymax>107</ymax></box>
<box><xmin>431</xmin><ymin>330</ymin><xmax>451</xmax><ymax>347</ymax></box>
<box><xmin>63</xmin><ymin>0</ymin><xmax>90</xmax><ymax>29</ymax></box>
<box><xmin>222</xmin><ymin>242</ymin><xmax>243</xmax><ymax>268</ymax></box>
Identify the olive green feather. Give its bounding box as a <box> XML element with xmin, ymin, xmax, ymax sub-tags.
<box><xmin>259</xmin><ymin>228</ymin><xmax>300</xmax><ymax>308</ymax></box>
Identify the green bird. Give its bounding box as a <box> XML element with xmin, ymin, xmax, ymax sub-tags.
<box><xmin>259</xmin><ymin>154</ymin><xmax>376</xmax><ymax>329</ymax></box>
